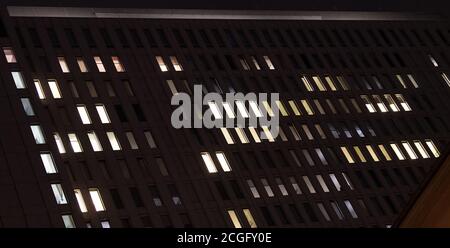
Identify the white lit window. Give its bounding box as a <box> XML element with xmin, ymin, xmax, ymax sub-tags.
<box><xmin>12</xmin><ymin>71</ymin><xmax>26</xmax><ymax>89</ymax></box>
<box><xmin>407</xmin><ymin>74</ymin><xmax>419</xmax><ymax>88</ymax></box>
<box><xmin>329</xmin><ymin>174</ymin><xmax>342</xmax><ymax>191</ymax></box>
<box><xmin>111</xmin><ymin>56</ymin><xmax>125</xmax><ymax>72</ymax></box>
<box><xmin>170</xmin><ymin>56</ymin><xmax>183</xmax><ymax>71</ymax></box>
<box><xmin>95</xmin><ymin>104</ymin><xmax>110</xmax><ymax>124</ymax></box>
<box><xmin>395</xmin><ymin>94</ymin><xmax>412</xmax><ymax>111</ymax></box>
<box><xmin>68</xmin><ymin>133</ymin><xmax>83</xmax><ymax>153</ymax></box>
<box><xmin>216</xmin><ymin>152</ymin><xmax>232</xmax><ymax>172</ymax></box>
<box><xmin>74</xmin><ymin>189</ymin><xmax>88</xmax><ymax>213</ymax></box>
<box><xmin>247</xmin><ymin>179</ymin><xmax>260</xmax><ymax>198</ymax></box>
<box><xmin>40</xmin><ymin>152</ymin><xmax>58</xmax><ymax>174</ymax></box>
<box><xmin>94</xmin><ymin>56</ymin><xmax>106</xmax><ymax>72</ymax></box>
<box><xmin>289</xmin><ymin>177</ymin><xmax>302</xmax><ymax>194</ymax></box>
<box><xmin>208</xmin><ymin>102</ymin><xmax>223</xmax><ymax>119</ymax></box>
<box><xmin>87</xmin><ymin>131</ymin><xmax>103</xmax><ymax>152</ymax></box>
<box><xmin>303</xmin><ymin>176</ymin><xmax>316</xmax><ymax>193</ymax></box>
<box><xmin>77</xmin><ymin>57</ymin><xmax>88</xmax><ymax>72</ymax></box>
<box><xmin>249</xmin><ymin>101</ymin><xmax>263</xmax><ymax>117</ymax></box>
<box><xmin>402</xmin><ymin>142</ymin><xmax>418</xmax><ymax>159</ymax></box>
<box><xmin>235</xmin><ymin>128</ymin><xmax>249</xmax><ymax>144</ymax></box>
<box><xmin>76</xmin><ymin>105</ymin><xmax>91</xmax><ymax>124</ymax></box>
<box><xmin>441</xmin><ymin>73</ymin><xmax>450</xmax><ymax>87</ymax></box>
<box><xmin>201</xmin><ymin>152</ymin><xmax>218</xmax><ymax>173</ymax></box>
<box><xmin>21</xmin><ymin>98</ymin><xmax>35</xmax><ymax>116</ymax></box>
<box><xmin>106</xmin><ymin>132</ymin><xmax>121</xmax><ymax>151</ymax></box>
<box><xmin>263</xmin><ymin>55</ymin><xmax>275</xmax><ymax>70</ymax></box>
<box><xmin>361</xmin><ymin>95</ymin><xmax>376</xmax><ymax>113</ymax></box>
<box><xmin>341</xmin><ymin>147</ymin><xmax>355</xmax><ymax>164</ymax></box>
<box><xmin>248</xmin><ymin>127</ymin><xmax>261</xmax><ymax>143</ymax></box>
<box><xmin>101</xmin><ymin>221</ymin><xmax>110</xmax><ymax>228</ymax></box>
<box><xmin>384</xmin><ymin>95</ymin><xmax>400</xmax><ymax>112</ymax></box>
<box><xmin>222</xmin><ymin>102</ymin><xmax>236</xmax><ymax>118</ymax></box>
<box><xmin>239</xmin><ymin>57</ymin><xmax>250</xmax><ymax>70</ymax></box>
<box><xmin>155</xmin><ymin>56</ymin><xmax>168</xmax><ymax>72</ymax></box>
<box><xmin>144</xmin><ymin>131</ymin><xmax>157</xmax><ymax>148</ymax></box>
<box><xmin>126</xmin><ymin>132</ymin><xmax>139</xmax><ymax>150</ymax></box>
<box><xmin>275</xmin><ymin>178</ymin><xmax>289</xmax><ymax>196</ymax></box>
<box><xmin>429</xmin><ymin>54</ymin><xmax>439</xmax><ymax>67</ymax></box>
<box><xmin>34</xmin><ymin>79</ymin><xmax>45</xmax><ymax>99</ymax></box>
<box><xmin>89</xmin><ymin>188</ymin><xmax>106</xmax><ymax>212</ymax></box>
<box><xmin>316</xmin><ymin>175</ymin><xmax>330</xmax><ymax>193</ymax></box>
<box><xmin>3</xmin><ymin>47</ymin><xmax>16</xmax><ymax>63</ymax></box>
<box><xmin>395</xmin><ymin>74</ymin><xmax>407</xmax><ymax>88</ymax></box>
<box><xmin>301</xmin><ymin>76</ymin><xmax>314</xmax><ymax>91</ymax></box>
<box><xmin>414</xmin><ymin>141</ymin><xmax>430</xmax><ymax>159</ymax></box>
<box><xmin>342</xmin><ymin>173</ymin><xmax>354</xmax><ymax>190</ymax></box>
<box><xmin>220</xmin><ymin>128</ymin><xmax>235</xmax><ymax>144</ymax></box>
<box><xmin>317</xmin><ymin>203</ymin><xmax>331</xmax><ymax>221</ymax></box>
<box><xmin>250</xmin><ymin>56</ymin><xmax>261</xmax><ymax>70</ymax></box>
<box><xmin>62</xmin><ymin>215</ymin><xmax>75</xmax><ymax>228</ymax></box>
<box><xmin>425</xmin><ymin>140</ymin><xmax>440</xmax><ymax>158</ymax></box>
<box><xmin>312</xmin><ymin>76</ymin><xmax>326</xmax><ymax>91</ymax></box>
<box><xmin>48</xmin><ymin>80</ymin><xmax>62</xmax><ymax>99</ymax></box>
<box><xmin>331</xmin><ymin>201</ymin><xmax>344</xmax><ymax>220</ymax></box>
<box><xmin>51</xmin><ymin>184</ymin><xmax>67</xmax><ymax>204</ymax></box>
<box><xmin>236</xmin><ymin>101</ymin><xmax>249</xmax><ymax>118</ymax></box>
<box><xmin>53</xmin><ymin>133</ymin><xmax>66</xmax><ymax>154</ymax></box>
<box><xmin>373</xmin><ymin>95</ymin><xmax>388</xmax><ymax>112</ymax></box>
<box><xmin>344</xmin><ymin>200</ymin><xmax>358</xmax><ymax>218</ymax></box>
<box><xmin>390</xmin><ymin>143</ymin><xmax>405</xmax><ymax>160</ymax></box>
<box><xmin>261</xmin><ymin>178</ymin><xmax>274</xmax><ymax>197</ymax></box>
<box><xmin>58</xmin><ymin>57</ymin><xmax>70</xmax><ymax>73</ymax></box>
<box><xmin>227</xmin><ymin>210</ymin><xmax>242</xmax><ymax>228</ymax></box>
<box><xmin>30</xmin><ymin>125</ymin><xmax>45</xmax><ymax>144</ymax></box>
<box><xmin>242</xmin><ymin>209</ymin><xmax>257</xmax><ymax>228</ymax></box>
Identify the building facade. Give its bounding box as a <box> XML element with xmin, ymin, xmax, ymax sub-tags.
<box><xmin>0</xmin><ymin>5</ymin><xmax>449</xmax><ymax>228</ymax></box>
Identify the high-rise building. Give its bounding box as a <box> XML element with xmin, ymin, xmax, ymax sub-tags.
<box><xmin>0</xmin><ymin>3</ymin><xmax>449</xmax><ymax>228</ymax></box>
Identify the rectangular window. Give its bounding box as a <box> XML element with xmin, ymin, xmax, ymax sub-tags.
<box><xmin>316</xmin><ymin>175</ymin><xmax>330</xmax><ymax>192</ymax></box>
<box><xmin>289</xmin><ymin>177</ymin><xmax>302</xmax><ymax>194</ymax></box>
<box><xmin>395</xmin><ymin>94</ymin><xmax>412</xmax><ymax>111</ymax></box>
<box><xmin>263</xmin><ymin>55</ymin><xmax>275</xmax><ymax>70</ymax></box>
<box><xmin>62</xmin><ymin>215</ymin><xmax>75</xmax><ymax>228</ymax></box>
<box><xmin>74</xmin><ymin>189</ymin><xmax>88</xmax><ymax>213</ymax></box>
<box><xmin>354</xmin><ymin>146</ymin><xmax>367</xmax><ymax>163</ymax></box>
<box><xmin>261</xmin><ymin>178</ymin><xmax>274</xmax><ymax>197</ymax></box>
<box><xmin>51</xmin><ymin>184</ymin><xmax>67</xmax><ymax>204</ymax></box>
<box><xmin>243</xmin><ymin>209</ymin><xmax>257</xmax><ymax>228</ymax></box>
<box><xmin>235</xmin><ymin>128</ymin><xmax>249</xmax><ymax>144</ymax></box>
<box><xmin>216</xmin><ymin>152</ymin><xmax>231</xmax><ymax>172</ymax></box>
<box><xmin>373</xmin><ymin>95</ymin><xmax>388</xmax><ymax>112</ymax></box>
<box><xmin>276</xmin><ymin>100</ymin><xmax>289</xmax><ymax>116</ymax></box>
<box><xmin>68</xmin><ymin>133</ymin><xmax>83</xmax><ymax>153</ymax></box>
<box><xmin>425</xmin><ymin>140</ymin><xmax>440</xmax><ymax>157</ymax></box>
<box><xmin>247</xmin><ymin>179</ymin><xmax>260</xmax><ymax>198</ymax></box>
<box><xmin>155</xmin><ymin>56</ymin><xmax>168</xmax><ymax>71</ymax></box>
<box><xmin>390</xmin><ymin>143</ymin><xmax>405</xmax><ymax>160</ymax></box>
<box><xmin>378</xmin><ymin>144</ymin><xmax>392</xmax><ymax>161</ymax></box>
<box><xmin>429</xmin><ymin>54</ymin><xmax>439</xmax><ymax>67</ymax></box>
<box><xmin>407</xmin><ymin>74</ymin><xmax>419</xmax><ymax>88</ymax></box>
<box><xmin>384</xmin><ymin>95</ymin><xmax>400</xmax><ymax>112</ymax></box>
<box><xmin>170</xmin><ymin>56</ymin><xmax>183</xmax><ymax>71</ymax></box>
<box><xmin>248</xmin><ymin>127</ymin><xmax>261</xmax><ymax>143</ymax></box>
<box><xmin>166</xmin><ymin>80</ymin><xmax>178</xmax><ymax>96</ymax></box>
<box><xmin>441</xmin><ymin>73</ymin><xmax>450</xmax><ymax>87</ymax></box>
<box><xmin>94</xmin><ymin>56</ymin><xmax>106</xmax><ymax>72</ymax></box>
<box><xmin>144</xmin><ymin>131</ymin><xmax>157</xmax><ymax>148</ymax></box>
<box><xmin>30</xmin><ymin>125</ymin><xmax>45</xmax><ymax>144</ymax></box>
<box><xmin>344</xmin><ymin>200</ymin><xmax>358</xmax><ymax>218</ymax></box>
<box><xmin>77</xmin><ymin>105</ymin><xmax>91</xmax><ymax>124</ymax></box>
<box><xmin>111</xmin><ymin>56</ymin><xmax>125</xmax><ymax>72</ymax></box>
<box><xmin>227</xmin><ymin>210</ymin><xmax>242</xmax><ymax>228</ymax></box>
<box><xmin>301</xmin><ymin>76</ymin><xmax>314</xmax><ymax>91</ymax></box>
<box><xmin>341</xmin><ymin>147</ymin><xmax>355</xmax><ymax>164</ymax></box>
<box><xmin>239</xmin><ymin>56</ymin><xmax>250</xmax><ymax>70</ymax></box>
<box><xmin>201</xmin><ymin>152</ymin><xmax>217</xmax><ymax>173</ymax></box>
<box><xmin>223</xmin><ymin>102</ymin><xmax>236</xmax><ymax>118</ymax></box>
<box><xmin>77</xmin><ymin>57</ymin><xmax>88</xmax><ymax>72</ymax></box>
<box><xmin>95</xmin><ymin>104</ymin><xmax>110</xmax><ymax>124</ymax></box>
<box><xmin>303</xmin><ymin>176</ymin><xmax>316</xmax><ymax>193</ymax></box>
<box><xmin>48</xmin><ymin>80</ymin><xmax>62</xmax><ymax>99</ymax></box>
<box><xmin>301</xmin><ymin>100</ymin><xmax>314</xmax><ymax>115</ymax></box>
<box><xmin>361</xmin><ymin>95</ymin><xmax>376</xmax><ymax>113</ymax></box>
<box><xmin>40</xmin><ymin>152</ymin><xmax>58</xmax><ymax>174</ymax></box>
<box><xmin>220</xmin><ymin>128</ymin><xmax>235</xmax><ymax>144</ymax></box>
<box><xmin>86</xmin><ymin>81</ymin><xmax>98</xmax><ymax>97</ymax></box>
<box><xmin>250</xmin><ymin>56</ymin><xmax>261</xmax><ymax>70</ymax></box>
<box><xmin>106</xmin><ymin>132</ymin><xmax>121</xmax><ymax>151</ymax></box>
<box><xmin>58</xmin><ymin>57</ymin><xmax>70</xmax><ymax>73</ymax></box>
<box><xmin>101</xmin><ymin>221</ymin><xmax>110</xmax><ymax>228</ymax></box>
<box><xmin>3</xmin><ymin>47</ymin><xmax>17</xmax><ymax>63</ymax></box>
<box><xmin>402</xmin><ymin>141</ymin><xmax>418</xmax><ymax>159</ymax></box>
<box><xmin>21</xmin><ymin>98</ymin><xmax>35</xmax><ymax>116</ymax></box>
<box><xmin>53</xmin><ymin>133</ymin><xmax>66</xmax><ymax>154</ymax></box>
<box><xmin>89</xmin><ymin>188</ymin><xmax>106</xmax><ymax>212</ymax></box>
<box><xmin>126</xmin><ymin>132</ymin><xmax>139</xmax><ymax>150</ymax></box>
<box><xmin>329</xmin><ymin>174</ymin><xmax>342</xmax><ymax>191</ymax></box>
<box><xmin>275</xmin><ymin>178</ymin><xmax>289</xmax><ymax>196</ymax></box>
<box><xmin>208</xmin><ymin>102</ymin><xmax>223</xmax><ymax>119</ymax></box>
<box><xmin>12</xmin><ymin>72</ymin><xmax>26</xmax><ymax>89</ymax></box>
<box><xmin>262</xmin><ymin>126</ymin><xmax>275</xmax><ymax>142</ymax></box>
<box><xmin>87</xmin><ymin>131</ymin><xmax>103</xmax><ymax>152</ymax></box>
<box><xmin>414</xmin><ymin>141</ymin><xmax>430</xmax><ymax>158</ymax></box>
<box><xmin>236</xmin><ymin>101</ymin><xmax>249</xmax><ymax>118</ymax></box>
<box><xmin>366</xmin><ymin>145</ymin><xmax>380</xmax><ymax>162</ymax></box>
<box><xmin>324</xmin><ymin>76</ymin><xmax>337</xmax><ymax>91</ymax></box>
<box><xmin>288</xmin><ymin>100</ymin><xmax>301</xmax><ymax>116</ymax></box>
<box><xmin>249</xmin><ymin>101</ymin><xmax>263</xmax><ymax>117</ymax></box>
<box><xmin>312</xmin><ymin>76</ymin><xmax>326</xmax><ymax>91</ymax></box>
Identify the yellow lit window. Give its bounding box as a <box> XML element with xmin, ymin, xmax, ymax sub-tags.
<box><xmin>301</xmin><ymin>100</ymin><xmax>314</xmax><ymax>115</ymax></box>
<box><xmin>301</xmin><ymin>76</ymin><xmax>314</xmax><ymax>91</ymax></box>
<box><xmin>242</xmin><ymin>209</ymin><xmax>257</xmax><ymax>228</ymax></box>
<box><xmin>324</xmin><ymin>76</ymin><xmax>337</xmax><ymax>91</ymax></box>
<box><xmin>235</xmin><ymin>128</ymin><xmax>249</xmax><ymax>144</ymax></box>
<box><xmin>312</xmin><ymin>76</ymin><xmax>326</xmax><ymax>91</ymax></box>
<box><xmin>395</xmin><ymin>74</ymin><xmax>407</xmax><ymax>88</ymax></box>
<box><xmin>262</xmin><ymin>101</ymin><xmax>274</xmax><ymax>117</ymax></box>
<box><xmin>112</xmin><ymin>56</ymin><xmax>125</xmax><ymax>72</ymax></box>
<box><xmin>341</xmin><ymin>147</ymin><xmax>355</xmax><ymax>164</ymax></box>
<box><xmin>378</xmin><ymin>145</ymin><xmax>392</xmax><ymax>161</ymax></box>
<box><xmin>248</xmin><ymin>127</ymin><xmax>261</xmax><ymax>143</ymax></box>
<box><xmin>220</xmin><ymin>128</ymin><xmax>235</xmax><ymax>144</ymax></box>
<box><xmin>94</xmin><ymin>56</ymin><xmax>106</xmax><ymax>72</ymax></box>
<box><xmin>353</xmin><ymin>146</ymin><xmax>367</xmax><ymax>163</ymax></box>
<box><xmin>227</xmin><ymin>210</ymin><xmax>242</xmax><ymax>228</ymax></box>
<box><xmin>288</xmin><ymin>100</ymin><xmax>301</xmax><ymax>116</ymax></box>
<box><xmin>77</xmin><ymin>57</ymin><xmax>88</xmax><ymax>72</ymax></box>
<box><xmin>261</xmin><ymin>126</ymin><xmax>275</xmax><ymax>142</ymax></box>
<box><xmin>365</xmin><ymin>145</ymin><xmax>380</xmax><ymax>162</ymax></box>
<box><xmin>275</xmin><ymin>100</ymin><xmax>289</xmax><ymax>116</ymax></box>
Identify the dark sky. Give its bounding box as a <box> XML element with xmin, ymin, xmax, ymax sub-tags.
<box><xmin>2</xmin><ymin>0</ymin><xmax>450</xmax><ymax>15</ymax></box>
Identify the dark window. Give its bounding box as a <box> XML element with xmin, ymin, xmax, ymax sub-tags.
<box><xmin>47</xmin><ymin>28</ymin><xmax>60</xmax><ymax>47</ymax></box>
<box><xmin>64</xmin><ymin>28</ymin><xmax>79</xmax><ymax>48</ymax></box>
<box><xmin>114</xmin><ymin>105</ymin><xmax>128</xmax><ymax>122</ymax></box>
<box><xmin>110</xmin><ymin>188</ymin><xmax>124</xmax><ymax>209</ymax></box>
<box><xmin>100</xmin><ymin>28</ymin><xmax>114</xmax><ymax>48</ymax></box>
<box><xmin>129</xmin><ymin>187</ymin><xmax>144</xmax><ymax>207</ymax></box>
<box><xmin>82</xmin><ymin>28</ymin><xmax>96</xmax><ymax>48</ymax></box>
<box><xmin>132</xmin><ymin>104</ymin><xmax>147</xmax><ymax>121</ymax></box>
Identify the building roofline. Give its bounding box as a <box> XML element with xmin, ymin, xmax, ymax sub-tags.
<box><xmin>6</xmin><ymin>6</ymin><xmax>443</xmax><ymax>21</ymax></box>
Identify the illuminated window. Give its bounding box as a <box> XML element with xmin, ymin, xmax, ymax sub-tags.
<box><xmin>331</xmin><ymin>201</ymin><xmax>344</xmax><ymax>220</ymax></box>
<box><xmin>324</xmin><ymin>76</ymin><xmax>337</xmax><ymax>91</ymax></box>
<box><xmin>235</xmin><ymin>128</ymin><xmax>249</xmax><ymax>144</ymax></box>
<box><xmin>89</xmin><ymin>188</ymin><xmax>106</xmax><ymax>212</ymax></box>
<box><xmin>144</xmin><ymin>131</ymin><xmax>157</xmax><ymax>148</ymax></box>
<box><xmin>220</xmin><ymin>128</ymin><xmax>235</xmax><ymax>144</ymax></box>
<box><xmin>303</xmin><ymin>176</ymin><xmax>316</xmax><ymax>193</ymax></box>
<box><xmin>53</xmin><ymin>133</ymin><xmax>66</xmax><ymax>154</ymax></box>
<box><xmin>263</xmin><ymin>55</ymin><xmax>275</xmax><ymax>70</ymax></box>
<box><xmin>68</xmin><ymin>133</ymin><xmax>83</xmax><ymax>153</ymax></box>
<box><xmin>373</xmin><ymin>95</ymin><xmax>388</xmax><ymax>112</ymax></box>
<box><xmin>62</xmin><ymin>215</ymin><xmax>75</xmax><ymax>228</ymax></box>
<box><xmin>87</xmin><ymin>131</ymin><xmax>103</xmax><ymax>152</ymax></box>
<box><xmin>249</xmin><ymin>101</ymin><xmax>263</xmax><ymax>117</ymax></box>
<box><xmin>414</xmin><ymin>141</ymin><xmax>430</xmax><ymax>158</ymax></box>
<box><xmin>223</xmin><ymin>102</ymin><xmax>236</xmax><ymax>118</ymax></box>
<box><xmin>58</xmin><ymin>57</ymin><xmax>70</xmax><ymax>73</ymax></box>
<box><xmin>95</xmin><ymin>104</ymin><xmax>110</xmax><ymax>124</ymax></box>
<box><xmin>395</xmin><ymin>74</ymin><xmax>407</xmax><ymax>88</ymax></box>
<box><xmin>428</xmin><ymin>54</ymin><xmax>439</xmax><ymax>67</ymax></box>
<box><xmin>77</xmin><ymin>105</ymin><xmax>91</xmax><ymax>124</ymax></box>
<box><xmin>361</xmin><ymin>95</ymin><xmax>376</xmax><ymax>113</ymax></box>
<box><xmin>384</xmin><ymin>95</ymin><xmax>400</xmax><ymax>112</ymax></box>
<box><xmin>390</xmin><ymin>143</ymin><xmax>405</xmax><ymax>160</ymax></box>
<box><xmin>76</xmin><ymin>57</ymin><xmax>88</xmax><ymax>72</ymax></box>
<box><xmin>243</xmin><ymin>209</ymin><xmax>257</xmax><ymax>228</ymax></box>
<box><xmin>288</xmin><ymin>100</ymin><xmax>301</xmax><ymax>116</ymax></box>
<box><xmin>48</xmin><ymin>80</ymin><xmax>62</xmax><ymax>98</ymax></box>
<box><xmin>329</xmin><ymin>174</ymin><xmax>342</xmax><ymax>191</ymax></box>
<box><xmin>20</xmin><ymin>98</ymin><xmax>35</xmax><ymax>116</ymax></box>
<box><xmin>216</xmin><ymin>152</ymin><xmax>231</xmax><ymax>172</ymax></box>
<box><xmin>106</xmin><ymin>132</ymin><xmax>121</xmax><ymax>151</ymax></box>
<box><xmin>261</xmin><ymin>178</ymin><xmax>274</xmax><ymax>197</ymax></box>
<box><xmin>208</xmin><ymin>102</ymin><xmax>222</xmax><ymax>119</ymax></box>
<box><xmin>342</xmin><ymin>173</ymin><xmax>354</xmax><ymax>190</ymax></box>
<box><xmin>248</xmin><ymin>127</ymin><xmax>261</xmax><ymax>143</ymax></box>
<box><xmin>402</xmin><ymin>141</ymin><xmax>418</xmax><ymax>159</ymax></box>
<box><xmin>30</xmin><ymin>125</ymin><xmax>45</xmax><ymax>144</ymax></box>
<box><xmin>86</xmin><ymin>81</ymin><xmax>98</xmax><ymax>97</ymax></box>
<box><xmin>275</xmin><ymin>100</ymin><xmax>289</xmax><ymax>116</ymax></box>
<box><xmin>40</xmin><ymin>152</ymin><xmax>58</xmax><ymax>174</ymax></box>
<box><xmin>239</xmin><ymin>56</ymin><xmax>250</xmax><ymax>70</ymax></box>
<box><xmin>278</xmin><ymin>127</ymin><xmax>288</xmax><ymax>141</ymax></box>
<box><xmin>101</xmin><ymin>221</ymin><xmax>110</xmax><ymax>228</ymax></box>
<box><xmin>94</xmin><ymin>56</ymin><xmax>106</xmax><ymax>72</ymax></box>
<box><xmin>74</xmin><ymin>189</ymin><xmax>88</xmax><ymax>213</ymax></box>
<box><xmin>236</xmin><ymin>101</ymin><xmax>249</xmax><ymax>118</ymax></box>
<box><xmin>395</xmin><ymin>94</ymin><xmax>412</xmax><ymax>111</ymax></box>
<box><xmin>155</xmin><ymin>56</ymin><xmax>168</xmax><ymax>71</ymax></box>
<box><xmin>166</xmin><ymin>80</ymin><xmax>178</xmax><ymax>95</ymax></box>
<box><xmin>301</xmin><ymin>76</ymin><xmax>314</xmax><ymax>91</ymax></box>
<box><xmin>275</xmin><ymin>178</ymin><xmax>289</xmax><ymax>196</ymax></box>
<box><xmin>317</xmin><ymin>202</ymin><xmax>331</xmax><ymax>221</ymax></box>
<box><xmin>407</xmin><ymin>74</ymin><xmax>419</xmax><ymax>88</ymax></box>
<box><xmin>353</xmin><ymin>146</ymin><xmax>367</xmax><ymax>162</ymax></box>
<box><xmin>425</xmin><ymin>140</ymin><xmax>440</xmax><ymax>158</ymax></box>
<box><xmin>51</xmin><ymin>184</ymin><xmax>67</xmax><ymax>204</ymax></box>
<box><xmin>366</xmin><ymin>145</ymin><xmax>380</xmax><ymax>162</ymax></box>
<box><xmin>336</xmin><ymin>75</ymin><xmax>350</xmax><ymax>90</ymax></box>
<box><xmin>315</xmin><ymin>124</ymin><xmax>326</xmax><ymax>139</ymax></box>
<box><xmin>111</xmin><ymin>56</ymin><xmax>125</xmax><ymax>72</ymax></box>
<box><xmin>289</xmin><ymin>124</ymin><xmax>301</xmax><ymax>141</ymax></box>
<box><xmin>3</xmin><ymin>47</ymin><xmax>16</xmax><ymax>63</ymax></box>
<box><xmin>441</xmin><ymin>73</ymin><xmax>450</xmax><ymax>87</ymax></box>
<box><xmin>314</xmin><ymin>99</ymin><xmax>326</xmax><ymax>114</ymax></box>
<box><xmin>301</xmin><ymin>100</ymin><xmax>314</xmax><ymax>115</ymax></box>
<box><xmin>378</xmin><ymin>145</ymin><xmax>392</xmax><ymax>161</ymax></box>
<box><xmin>12</xmin><ymin>72</ymin><xmax>26</xmax><ymax>89</ymax></box>
<box><xmin>250</xmin><ymin>56</ymin><xmax>261</xmax><ymax>70</ymax></box>
<box><xmin>126</xmin><ymin>132</ymin><xmax>139</xmax><ymax>150</ymax></box>
<box><xmin>302</xmin><ymin>125</ymin><xmax>314</xmax><ymax>140</ymax></box>
<box><xmin>316</xmin><ymin>175</ymin><xmax>330</xmax><ymax>192</ymax></box>
<box><xmin>341</xmin><ymin>147</ymin><xmax>355</xmax><ymax>164</ymax></box>
<box><xmin>289</xmin><ymin>177</ymin><xmax>302</xmax><ymax>194</ymax></box>
<box><xmin>312</xmin><ymin>76</ymin><xmax>326</xmax><ymax>91</ymax></box>
<box><xmin>201</xmin><ymin>152</ymin><xmax>217</xmax><ymax>173</ymax></box>
<box><xmin>344</xmin><ymin>200</ymin><xmax>358</xmax><ymax>218</ymax></box>
<box><xmin>261</xmin><ymin>126</ymin><xmax>275</xmax><ymax>142</ymax></box>
<box><xmin>170</xmin><ymin>56</ymin><xmax>183</xmax><ymax>71</ymax></box>
<box><xmin>247</xmin><ymin>179</ymin><xmax>260</xmax><ymax>198</ymax></box>
<box><xmin>227</xmin><ymin>210</ymin><xmax>242</xmax><ymax>228</ymax></box>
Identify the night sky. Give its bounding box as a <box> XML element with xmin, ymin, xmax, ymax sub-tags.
<box><xmin>1</xmin><ymin>0</ymin><xmax>450</xmax><ymax>16</ymax></box>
